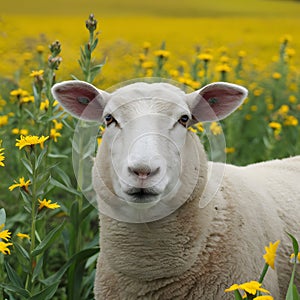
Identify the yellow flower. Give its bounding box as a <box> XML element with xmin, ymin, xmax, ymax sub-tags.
<box><xmin>239</xmin><ymin>281</ymin><xmax>270</xmax><ymax>295</ymax></box>
<box><xmin>220</xmin><ymin>56</ymin><xmax>230</xmax><ymax>64</ymax></box>
<box><xmin>196</xmin><ymin>123</ymin><xmax>204</xmax><ymax>132</ymax></box>
<box><xmin>0</xmin><ymin>115</ymin><xmax>8</xmax><ymax>127</ymax></box>
<box><xmin>225</xmin><ymin>281</ymin><xmax>270</xmax><ymax>296</ymax></box>
<box><xmin>16</xmin><ymin>232</ymin><xmax>30</xmax><ymax>240</ymax></box>
<box><xmin>0</xmin><ymin>224</ymin><xmax>12</xmax><ymax>241</ymax></box>
<box><xmin>38</xmin><ymin>199</ymin><xmax>60</xmax><ymax>210</ymax></box>
<box><xmin>238</xmin><ymin>50</ymin><xmax>247</xmax><ymax>58</ymax></box>
<box><xmin>210</xmin><ymin>122</ymin><xmax>222</xmax><ymax>135</ymax></box>
<box><xmin>280</xmin><ymin>34</ymin><xmax>292</xmax><ymax>44</ymax></box>
<box><xmin>284</xmin><ymin>115</ymin><xmax>298</xmax><ymax>126</ymax></box>
<box><xmin>0</xmin><ymin>241</ymin><xmax>13</xmax><ymax>255</ymax></box>
<box><xmin>215</xmin><ymin>64</ymin><xmax>231</xmax><ymax>73</ymax></box>
<box><xmin>253</xmin><ymin>296</ymin><xmax>274</xmax><ymax>300</ymax></box>
<box><xmin>154</xmin><ymin>50</ymin><xmax>170</xmax><ymax>58</ymax></box>
<box><xmin>286</xmin><ymin>48</ymin><xmax>296</xmax><ymax>58</ymax></box>
<box><xmin>97</xmin><ymin>137</ymin><xmax>102</xmax><ymax>145</ymax></box>
<box><xmin>188</xmin><ymin>127</ymin><xmax>197</xmax><ymax>133</ymax></box>
<box><xmin>225</xmin><ymin>147</ymin><xmax>235</xmax><ymax>154</ymax></box>
<box><xmin>12</xmin><ymin>128</ymin><xmax>29</xmax><ymax>135</ymax></box>
<box><xmin>263</xmin><ymin>240</ymin><xmax>280</xmax><ymax>269</ymax></box>
<box><xmin>20</xmin><ymin>96</ymin><xmax>34</xmax><ymax>104</ymax></box>
<box><xmin>198</xmin><ymin>53</ymin><xmax>213</xmax><ymax>62</ymax></box>
<box><xmin>272</xmin><ymin>72</ymin><xmax>281</xmax><ymax>80</ymax></box>
<box><xmin>52</xmin><ymin>119</ymin><xmax>63</xmax><ymax>130</ymax></box>
<box><xmin>0</xmin><ymin>146</ymin><xmax>5</xmax><ymax>167</ymax></box>
<box><xmin>9</xmin><ymin>177</ymin><xmax>31</xmax><ymax>192</ymax></box>
<box><xmin>143</xmin><ymin>42</ymin><xmax>151</xmax><ymax>50</ymax></box>
<box><xmin>30</xmin><ymin>70</ymin><xmax>44</xmax><ymax>77</ymax></box>
<box><xmin>16</xmin><ymin>135</ymin><xmax>49</xmax><ymax>150</ymax></box>
<box><xmin>40</xmin><ymin>99</ymin><xmax>50</xmax><ymax>111</ymax></box>
<box><xmin>277</xmin><ymin>104</ymin><xmax>289</xmax><ymax>117</ymax></box>
<box><xmin>50</xmin><ymin>129</ymin><xmax>62</xmax><ymax>142</ymax></box>
<box><xmin>142</xmin><ymin>61</ymin><xmax>154</xmax><ymax>69</ymax></box>
<box><xmin>36</xmin><ymin>45</ymin><xmax>45</xmax><ymax>53</ymax></box>
<box><xmin>267</xmin><ymin>104</ymin><xmax>274</xmax><ymax>111</ymax></box>
<box><xmin>253</xmin><ymin>88</ymin><xmax>263</xmax><ymax>97</ymax></box>
<box><xmin>251</xmin><ymin>105</ymin><xmax>258</xmax><ymax>112</ymax></box>
<box><xmin>289</xmin><ymin>95</ymin><xmax>297</xmax><ymax>104</ymax></box>
<box><xmin>10</xmin><ymin>88</ymin><xmax>29</xmax><ymax>98</ymax></box>
<box><xmin>245</xmin><ymin>114</ymin><xmax>252</xmax><ymax>121</ymax></box>
<box><xmin>269</xmin><ymin>122</ymin><xmax>281</xmax><ymax>130</ymax></box>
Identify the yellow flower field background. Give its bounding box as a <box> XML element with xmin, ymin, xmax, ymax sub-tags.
<box><xmin>0</xmin><ymin>0</ymin><xmax>300</xmax><ymax>298</ymax></box>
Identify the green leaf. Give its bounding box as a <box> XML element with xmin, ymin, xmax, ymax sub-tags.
<box><xmin>29</xmin><ymin>281</ymin><xmax>60</xmax><ymax>300</ymax></box>
<box><xmin>50</xmin><ymin>178</ymin><xmax>81</xmax><ymax>196</ymax></box>
<box><xmin>0</xmin><ymin>283</ymin><xmax>30</xmax><ymax>298</ymax></box>
<box><xmin>286</xmin><ymin>233</ymin><xmax>299</xmax><ymax>300</ymax></box>
<box><xmin>4</xmin><ymin>260</ymin><xmax>24</xmax><ymax>288</ymax></box>
<box><xmin>42</xmin><ymin>247</ymin><xmax>99</xmax><ymax>286</ymax></box>
<box><xmin>21</xmin><ymin>157</ymin><xmax>33</xmax><ymax>174</ymax></box>
<box><xmin>14</xmin><ymin>242</ymin><xmax>30</xmax><ymax>262</ymax></box>
<box><xmin>293</xmin><ymin>284</ymin><xmax>300</xmax><ymax>300</ymax></box>
<box><xmin>90</xmin><ymin>37</ymin><xmax>98</xmax><ymax>51</ymax></box>
<box><xmin>31</xmin><ymin>221</ymin><xmax>65</xmax><ymax>257</ymax></box>
<box><xmin>32</xmin><ymin>256</ymin><xmax>44</xmax><ymax>282</ymax></box>
<box><xmin>35</xmin><ymin>147</ymin><xmax>48</xmax><ymax>170</ymax></box>
<box><xmin>0</xmin><ymin>208</ymin><xmax>6</xmax><ymax>225</ymax></box>
<box><xmin>287</xmin><ymin>233</ymin><xmax>299</xmax><ymax>257</ymax></box>
<box><xmin>81</xmin><ymin>204</ymin><xmax>95</xmax><ymax>223</ymax></box>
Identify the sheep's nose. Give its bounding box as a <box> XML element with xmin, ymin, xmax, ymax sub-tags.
<box><xmin>128</xmin><ymin>163</ymin><xmax>160</xmax><ymax>180</ymax></box>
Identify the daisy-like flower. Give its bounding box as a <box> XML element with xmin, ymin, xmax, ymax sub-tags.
<box><xmin>154</xmin><ymin>50</ymin><xmax>170</xmax><ymax>59</ymax></box>
<box><xmin>15</xmin><ymin>135</ymin><xmax>49</xmax><ymax>150</ymax></box>
<box><xmin>0</xmin><ymin>241</ymin><xmax>13</xmax><ymax>255</ymax></box>
<box><xmin>0</xmin><ymin>224</ymin><xmax>12</xmax><ymax>241</ymax></box>
<box><xmin>16</xmin><ymin>232</ymin><xmax>30</xmax><ymax>240</ymax></box>
<box><xmin>30</xmin><ymin>70</ymin><xmax>44</xmax><ymax>78</ymax></box>
<box><xmin>9</xmin><ymin>177</ymin><xmax>31</xmax><ymax>192</ymax></box>
<box><xmin>263</xmin><ymin>240</ymin><xmax>280</xmax><ymax>269</ymax></box>
<box><xmin>38</xmin><ymin>199</ymin><xmax>60</xmax><ymax>210</ymax></box>
<box><xmin>225</xmin><ymin>281</ymin><xmax>270</xmax><ymax>295</ymax></box>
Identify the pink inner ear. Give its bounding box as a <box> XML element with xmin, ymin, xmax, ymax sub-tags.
<box><xmin>201</xmin><ymin>87</ymin><xmax>244</xmax><ymax>119</ymax></box>
<box><xmin>54</xmin><ymin>83</ymin><xmax>104</xmax><ymax>120</ymax></box>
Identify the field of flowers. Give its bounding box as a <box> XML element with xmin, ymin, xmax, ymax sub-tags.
<box><xmin>0</xmin><ymin>0</ymin><xmax>300</xmax><ymax>298</ymax></box>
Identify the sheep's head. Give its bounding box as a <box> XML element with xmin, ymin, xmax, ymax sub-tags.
<box><xmin>52</xmin><ymin>80</ymin><xmax>247</xmax><ymax>223</ymax></box>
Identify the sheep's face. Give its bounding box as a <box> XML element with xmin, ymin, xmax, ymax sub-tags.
<box><xmin>52</xmin><ymin>80</ymin><xmax>247</xmax><ymax>222</ymax></box>
<box><xmin>101</xmin><ymin>84</ymin><xmax>194</xmax><ymax>206</ymax></box>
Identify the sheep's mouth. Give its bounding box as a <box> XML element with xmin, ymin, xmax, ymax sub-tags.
<box><xmin>125</xmin><ymin>187</ymin><xmax>160</xmax><ymax>203</ymax></box>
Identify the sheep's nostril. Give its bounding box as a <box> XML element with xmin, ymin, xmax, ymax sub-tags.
<box><xmin>128</xmin><ymin>166</ymin><xmax>160</xmax><ymax>180</ymax></box>
<box><xmin>134</xmin><ymin>171</ymin><xmax>150</xmax><ymax>180</ymax></box>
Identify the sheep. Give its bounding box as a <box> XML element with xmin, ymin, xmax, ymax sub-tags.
<box><xmin>52</xmin><ymin>79</ymin><xmax>300</xmax><ymax>299</ymax></box>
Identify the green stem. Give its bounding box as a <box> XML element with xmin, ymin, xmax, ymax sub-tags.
<box><xmin>258</xmin><ymin>263</ymin><xmax>269</xmax><ymax>283</ymax></box>
<box><xmin>26</xmin><ymin>148</ymin><xmax>38</xmax><ymax>293</ymax></box>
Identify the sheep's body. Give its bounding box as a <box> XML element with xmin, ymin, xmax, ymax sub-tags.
<box><xmin>94</xmin><ymin>135</ymin><xmax>300</xmax><ymax>300</ymax></box>
<box><xmin>51</xmin><ymin>80</ymin><xmax>300</xmax><ymax>299</ymax></box>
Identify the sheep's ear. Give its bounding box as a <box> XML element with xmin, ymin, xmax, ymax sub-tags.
<box><xmin>186</xmin><ymin>82</ymin><xmax>248</xmax><ymax>124</ymax></box>
<box><xmin>51</xmin><ymin>80</ymin><xmax>109</xmax><ymax>121</ymax></box>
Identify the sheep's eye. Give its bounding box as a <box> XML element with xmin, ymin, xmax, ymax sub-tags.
<box><xmin>104</xmin><ymin>114</ymin><xmax>115</xmax><ymax>126</ymax></box>
<box><xmin>178</xmin><ymin>115</ymin><xmax>189</xmax><ymax>127</ymax></box>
